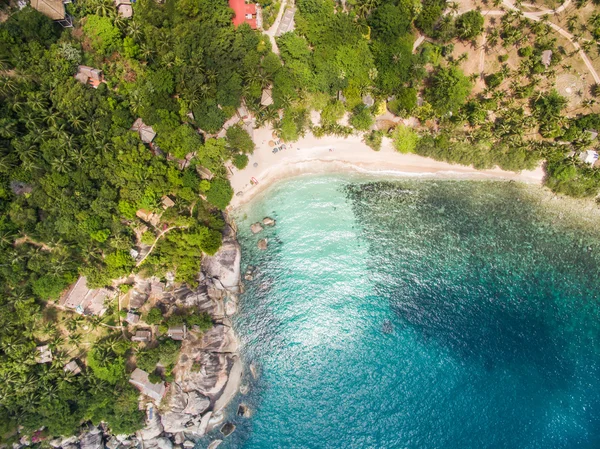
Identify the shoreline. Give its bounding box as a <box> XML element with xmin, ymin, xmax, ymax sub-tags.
<box><xmin>228</xmin><ymin>127</ymin><xmax>546</xmax><ymax>209</ymax></box>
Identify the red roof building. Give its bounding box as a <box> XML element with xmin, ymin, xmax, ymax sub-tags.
<box><xmin>229</xmin><ymin>0</ymin><xmax>258</xmax><ymax>29</ymax></box>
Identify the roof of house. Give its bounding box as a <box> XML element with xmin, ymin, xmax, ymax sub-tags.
<box><xmin>541</xmin><ymin>50</ymin><xmax>552</xmax><ymax>67</ymax></box>
<box><xmin>196</xmin><ymin>166</ymin><xmax>214</xmax><ymax>180</ymax></box>
<box><xmin>161</xmin><ymin>195</ymin><xmax>175</xmax><ymax>209</ymax></box>
<box><xmin>117</xmin><ymin>3</ymin><xmax>133</xmax><ymax>18</ymax></box>
<box><xmin>36</xmin><ymin>345</ymin><xmax>53</xmax><ymax>364</ymax></box>
<box><xmin>131</xmin><ymin>118</ymin><xmax>157</xmax><ymax>143</ymax></box>
<box><xmin>168</xmin><ymin>324</ymin><xmax>187</xmax><ymax>341</ymax></box>
<box><xmin>229</xmin><ymin>0</ymin><xmax>258</xmax><ymax>29</ymax></box>
<box><xmin>126</xmin><ymin>312</ymin><xmax>140</xmax><ymax>324</ymax></box>
<box><xmin>129</xmin><ymin>368</ymin><xmax>166</xmax><ymax>402</ymax></box>
<box><xmin>30</xmin><ymin>0</ymin><xmax>65</xmax><ymax>20</ymax></box>
<box><xmin>261</xmin><ymin>88</ymin><xmax>274</xmax><ymax>107</ymax></box>
<box><xmin>60</xmin><ymin>276</ymin><xmax>111</xmax><ymax>316</ymax></box>
<box><xmin>132</xmin><ymin>330</ymin><xmax>152</xmax><ymax>342</ymax></box>
<box><xmin>581</xmin><ymin>149</ymin><xmax>599</xmax><ymax>165</ymax></box>
<box><xmin>64</xmin><ymin>360</ymin><xmax>82</xmax><ymax>375</ymax></box>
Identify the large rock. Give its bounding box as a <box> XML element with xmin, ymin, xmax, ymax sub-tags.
<box><xmin>79</xmin><ymin>429</ymin><xmax>103</xmax><ymax>449</ymax></box>
<box><xmin>197</xmin><ymin>412</ymin><xmax>212</xmax><ymax>437</ymax></box>
<box><xmin>220</xmin><ymin>423</ymin><xmax>235</xmax><ymax>437</ymax></box>
<box><xmin>207</xmin><ymin>441</ymin><xmax>222</xmax><ymax>449</ymax></box>
<box><xmin>138</xmin><ymin>410</ymin><xmax>164</xmax><ymax>441</ymax></box>
<box><xmin>199</xmin><ymin>325</ymin><xmax>238</xmax><ymax>353</ymax></box>
<box><xmin>201</xmin><ymin>225</ymin><xmax>241</xmax><ymax>293</ymax></box>
<box><xmin>146</xmin><ymin>438</ymin><xmax>172</xmax><ymax>449</ymax></box>
<box><xmin>106</xmin><ymin>437</ymin><xmax>120</xmax><ymax>449</ymax></box>
<box><xmin>161</xmin><ymin>411</ymin><xmax>192</xmax><ymax>434</ymax></box>
<box><xmin>182</xmin><ymin>391</ymin><xmax>210</xmax><ymax>415</ymax></box>
<box><xmin>257</xmin><ymin>239</ymin><xmax>268</xmax><ymax>250</ymax></box>
<box><xmin>250</xmin><ymin>223</ymin><xmax>263</xmax><ymax>234</ymax></box>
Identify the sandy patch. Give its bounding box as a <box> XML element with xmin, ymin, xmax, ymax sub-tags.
<box><xmin>228</xmin><ymin>126</ymin><xmax>545</xmax><ymax>209</ymax></box>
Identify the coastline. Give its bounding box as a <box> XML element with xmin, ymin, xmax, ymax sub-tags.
<box><xmin>228</xmin><ymin>126</ymin><xmax>546</xmax><ymax>209</ymax></box>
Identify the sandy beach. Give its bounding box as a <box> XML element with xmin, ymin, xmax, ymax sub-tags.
<box><xmin>228</xmin><ymin>125</ymin><xmax>546</xmax><ymax>209</ymax></box>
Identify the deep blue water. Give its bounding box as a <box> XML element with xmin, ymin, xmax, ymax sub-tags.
<box><xmin>213</xmin><ymin>176</ymin><xmax>600</xmax><ymax>448</ymax></box>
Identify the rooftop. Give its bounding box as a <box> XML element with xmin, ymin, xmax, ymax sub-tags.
<box><xmin>36</xmin><ymin>345</ymin><xmax>52</xmax><ymax>364</ymax></box>
<box><xmin>229</xmin><ymin>0</ymin><xmax>258</xmax><ymax>29</ymax></box>
<box><xmin>30</xmin><ymin>0</ymin><xmax>65</xmax><ymax>20</ymax></box>
<box><xmin>129</xmin><ymin>368</ymin><xmax>166</xmax><ymax>402</ymax></box>
<box><xmin>131</xmin><ymin>118</ymin><xmax>157</xmax><ymax>143</ymax></box>
<box><xmin>60</xmin><ymin>276</ymin><xmax>111</xmax><ymax>316</ymax></box>
<box><xmin>168</xmin><ymin>324</ymin><xmax>187</xmax><ymax>341</ymax></box>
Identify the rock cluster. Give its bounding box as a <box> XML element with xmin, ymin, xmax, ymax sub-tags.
<box><xmin>29</xmin><ymin>221</ymin><xmax>246</xmax><ymax>449</ymax></box>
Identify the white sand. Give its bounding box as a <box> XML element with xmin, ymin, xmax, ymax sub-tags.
<box><xmin>228</xmin><ymin>125</ymin><xmax>545</xmax><ymax>209</ymax></box>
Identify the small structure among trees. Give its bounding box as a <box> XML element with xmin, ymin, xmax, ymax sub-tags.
<box><xmin>36</xmin><ymin>345</ymin><xmax>52</xmax><ymax>364</ymax></box>
<box><xmin>229</xmin><ymin>0</ymin><xmax>258</xmax><ymax>29</ymax></box>
<box><xmin>74</xmin><ymin>66</ymin><xmax>104</xmax><ymax>88</ymax></box>
<box><xmin>580</xmin><ymin>150</ymin><xmax>599</xmax><ymax>165</ymax></box>
<box><xmin>168</xmin><ymin>324</ymin><xmax>187</xmax><ymax>341</ymax></box>
<box><xmin>60</xmin><ymin>276</ymin><xmax>113</xmax><ymax>316</ymax></box>
<box><xmin>132</xmin><ymin>330</ymin><xmax>152</xmax><ymax>342</ymax></box>
<box><xmin>30</xmin><ymin>0</ymin><xmax>72</xmax><ymax>27</ymax></box>
<box><xmin>114</xmin><ymin>0</ymin><xmax>133</xmax><ymax>18</ymax></box>
<box><xmin>64</xmin><ymin>360</ymin><xmax>82</xmax><ymax>375</ymax></box>
<box><xmin>131</xmin><ymin>118</ymin><xmax>157</xmax><ymax>144</ymax></box>
<box><xmin>541</xmin><ymin>50</ymin><xmax>553</xmax><ymax>68</ymax></box>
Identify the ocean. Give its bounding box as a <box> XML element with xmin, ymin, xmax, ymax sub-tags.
<box><xmin>210</xmin><ymin>175</ymin><xmax>600</xmax><ymax>448</ymax></box>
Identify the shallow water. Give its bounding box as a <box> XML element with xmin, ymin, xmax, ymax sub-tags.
<box><xmin>212</xmin><ymin>176</ymin><xmax>600</xmax><ymax>448</ymax></box>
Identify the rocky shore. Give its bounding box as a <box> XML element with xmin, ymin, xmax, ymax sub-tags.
<box><xmin>35</xmin><ymin>224</ymin><xmax>244</xmax><ymax>449</ymax></box>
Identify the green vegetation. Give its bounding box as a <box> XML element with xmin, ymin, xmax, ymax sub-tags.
<box><xmin>2</xmin><ymin>0</ymin><xmax>600</xmax><ymax>441</ymax></box>
<box><xmin>392</xmin><ymin>125</ymin><xmax>419</xmax><ymax>154</ymax></box>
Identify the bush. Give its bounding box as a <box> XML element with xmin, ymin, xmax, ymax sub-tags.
<box><xmin>232</xmin><ymin>153</ymin><xmax>249</xmax><ymax>170</ymax></box>
<box><xmin>518</xmin><ymin>46</ymin><xmax>533</xmax><ymax>57</ymax></box>
<box><xmin>388</xmin><ymin>87</ymin><xmax>418</xmax><ymax>116</ymax></box>
<box><xmin>226</xmin><ymin>126</ymin><xmax>255</xmax><ymax>154</ymax></box>
<box><xmin>350</xmin><ymin>105</ymin><xmax>374</xmax><ymax>131</ymax></box>
<box><xmin>392</xmin><ymin>125</ymin><xmax>419</xmax><ymax>153</ymax></box>
<box><xmin>148</xmin><ymin>372</ymin><xmax>162</xmax><ymax>384</ymax></box>
<box><xmin>141</xmin><ymin>231</ymin><xmax>155</xmax><ymax>245</ymax></box>
<box><xmin>455</xmin><ymin>11</ymin><xmax>484</xmax><ymax>40</ymax></box>
<box><xmin>364</xmin><ymin>130</ymin><xmax>385</xmax><ymax>151</ymax></box>
<box><xmin>206</xmin><ymin>178</ymin><xmax>234</xmax><ymax>210</ymax></box>
<box><xmin>425</xmin><ymin>66</ymin><xmax>472</xmax><ymax>114</ymax></box>
<box><xmin>485</xmin><ymin>72</ymin><xmax>504</xmax><ymax>89</ymax></box>
<box><xmin>145</xmin><ymin>307</ymin><xmax>163</xmax><ymax>325</ymax></box>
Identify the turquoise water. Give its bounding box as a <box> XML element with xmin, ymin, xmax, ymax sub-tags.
<box><xmin>221</xmin><ymin>176</ymin><xmax>600</xmax><ymax>448</ymax></box>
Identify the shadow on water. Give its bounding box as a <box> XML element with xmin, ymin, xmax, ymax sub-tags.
<box><xmin>345</xmin><ymin>180</ymin><xmax>600</xmax><ymax>389</ymax></box>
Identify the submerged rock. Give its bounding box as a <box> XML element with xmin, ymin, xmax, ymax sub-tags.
<box><xmin>262</xmin><ymin>217</ymin><xmax>276</xmax><ymax>226</ymax></box>
<box><xmin>220</xmin><ymin>423</ymin><xmax>235</xmax><ymax>437</ymax></box>
<box><xmin>207</xmin><ymin>441</ymin><xmax>222</xmax><ymax>449</ymax></box>
<box><xmin>237</xmin><ymin>404</ymin><xmax>251</xmax><ymax>417</ymax></box>
<box><xmin>257</xmin><ymin>239</ymin><xmax>268</xmax><ymax>250</ymax></box>
<box><xmin>250</xmin><ymin>222</ymin><xmax>263</xmax><ymax>234</ymax></box>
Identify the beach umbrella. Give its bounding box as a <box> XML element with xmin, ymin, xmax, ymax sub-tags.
<box><xmin>272</xmin><ymin>131</ymin><xmax>278</xmax><ymax>139</ymax></box>
<box><xmin>253</xmin><ymin>163</ymin><xmax>258</xmax><ymax>168</ymax></box>
<box><xmin>268</xmin><ymin>140</ymin><xmax>275</xmax><ymax>147</ymax></box>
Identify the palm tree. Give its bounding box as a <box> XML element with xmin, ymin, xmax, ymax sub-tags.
<box><xmin>355</xmin><ymin>0</ymin><xmax>381</xmax><ymax>18</ymax></box>
<box><xmin>51</xmin><ymin>155</ymin><xmax>73</xmax><ymax>174</ymax></box>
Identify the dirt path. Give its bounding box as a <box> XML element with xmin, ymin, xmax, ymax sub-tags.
<box><xmin>135</xmin><ymin>225</ymin><xmax>189</xmax><ymax>268</ymax></box>
<box><xmin>501</xmin><ymin>0</ymin><xmax>600</xmax><ymax>84</ymax></box>
<box><xmin>265</xmin><ymin>0</ymin><xmax>288</xmax><ymax>55</ymax></box>
<box><xmin>479</xmin><ymin>31</ymin><xmax>486</xmax><ymax>78</ymax></box>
